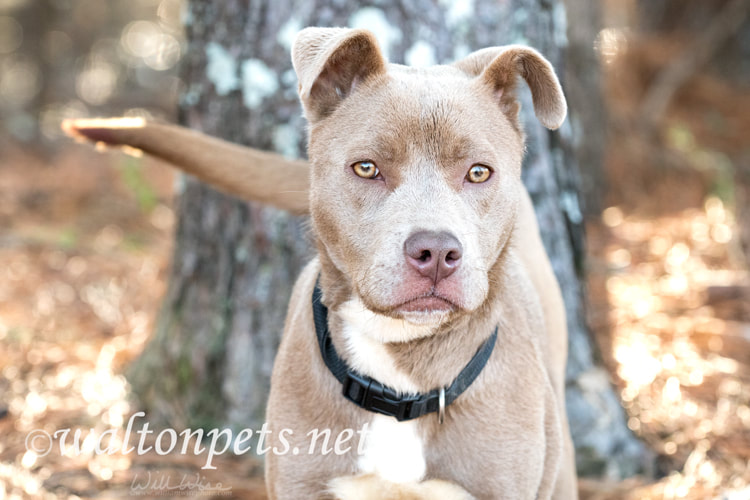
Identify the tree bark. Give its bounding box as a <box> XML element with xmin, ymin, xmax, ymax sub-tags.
<box><xmin>562</xmin><ymin>0</ymin><xmax>606</xmax><ymax>215</ymax></box>
<box><xmin>128</xmin><ymin>0</ymin><xmax>648</xmax><ymax>478</ymax></box>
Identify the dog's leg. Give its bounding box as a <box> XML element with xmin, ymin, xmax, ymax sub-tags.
<box><xmin>553</xmin><ymin>414</ymin><xmax>578</xmax><ymax>499</ymax></box>
<box><xmin>536</xmin><ymin>382</ymin><xmax>564</xmax><ymax>500</ymax></box>
<box><xmin>62</xmin><ymin>118</ymin><xmax>311</xmax><ymax>214</ymax></box>
<box><xmin>328</xmin><ymin>474</ymin><xmax>475</xmax><ymax>500</ymax></box>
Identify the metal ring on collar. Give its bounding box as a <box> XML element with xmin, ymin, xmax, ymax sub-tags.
<box><xmin>438</xmin><ymin>387</ymin><xmax>446</xmax><ymax>424</ymax></box>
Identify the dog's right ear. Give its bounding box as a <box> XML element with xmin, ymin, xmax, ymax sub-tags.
<box><xmin>292</xmin><ymin>27</ymin><xmax>387</xmax><ymax>122</ymax></box>
<box><xmin>453</xmin><ymin>46</ymin><xmax>567</xmax><ymax>130</ymax></box>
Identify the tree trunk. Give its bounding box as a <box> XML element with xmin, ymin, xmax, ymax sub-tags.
<box><xmin>128</xmin><ymin>0</ymin><xmax>648</xmax><ymax>478</ymax></box>
<box><xmin>1</xmin><ymin>0</ymin><xmax>52</xmax><ymax>148</ymax></box>
<box><xmin>563</xmin><ymin>0</ymin><xmax>606</xmax><ymax>215</ymax></box>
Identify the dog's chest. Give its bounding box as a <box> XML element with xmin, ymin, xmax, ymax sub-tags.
<box><xmin>358</xmin><ymin>415</ymin><xmax>426</xmax><ymax>483</ymax></box>
<box><xmin>338</xmin><ymin>299</ymin><xmax>428</xmax><ymax>483</ymax></box>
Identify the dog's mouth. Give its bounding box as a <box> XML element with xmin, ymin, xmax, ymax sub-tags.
<box><xmin>394</xmin><ymin>293</ymin><xmax>456</xmax><ymax>314</ymax></box>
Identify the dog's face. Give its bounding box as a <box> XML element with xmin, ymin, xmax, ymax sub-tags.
<box><xmin>293</xmin><ymin>29</ymin><xmax>566</xmax><ymax>335</ymax></box>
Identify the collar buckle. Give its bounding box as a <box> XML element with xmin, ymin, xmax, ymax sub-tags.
<box><xmin>343</xmin><ymin>371</ymin><xmax>425</xmax><ymax>422</ymax></box>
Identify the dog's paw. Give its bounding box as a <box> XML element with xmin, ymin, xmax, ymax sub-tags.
<box><xmin>328</xmin><ymin>474</ymin><xmax>475</xmax><ymax>500</ymax></box>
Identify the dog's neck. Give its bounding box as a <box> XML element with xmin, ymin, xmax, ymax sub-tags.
<box><xmin>316</xmin><ymin>245</ymin><xmax>511</xmax><ymax>394</ymax></box>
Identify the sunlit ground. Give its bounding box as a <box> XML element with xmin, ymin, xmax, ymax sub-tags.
<box><xmin>0</xmin><ymin>146</ymin><xmax>265</xmax><ymax>499</ymax></box>
<box><xmin>0</xmin><ymin>148</ymin><xmax>749</xmax><ymax>499</ymax></box>
<box><xmin>586</xmin><ymin>199</ymin><xmax>750</xmax><ymax>499</ymax></box>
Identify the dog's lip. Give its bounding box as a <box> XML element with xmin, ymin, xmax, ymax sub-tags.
<box><xmin>394</xmin><ymin>294</ymin><xmax>456</xmax><ymax>313</ymax></box>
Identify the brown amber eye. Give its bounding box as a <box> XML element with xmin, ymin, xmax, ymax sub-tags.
<box><xmin>352</xmin><ymin>160</ymin><xmax>380</xmax><ymax>179</ymax></box>
<box><xmin>466</xmin><ymin>164</ymin><xmax>492</xmax><ymax>183</ymax></box>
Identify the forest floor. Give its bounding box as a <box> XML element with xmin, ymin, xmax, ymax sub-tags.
<box><xmin>1</xmin><ymin>138</ymin><xmax>748</xmax><ymax>500</ymax></box>
<box><xmin>0</xmin><ymin>145</ymin><xmax>269</xmax><ymax>499</ymax></box>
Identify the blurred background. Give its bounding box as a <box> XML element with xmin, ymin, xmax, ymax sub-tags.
<box><xmin>0</xmin><ymin>0</ymin><xmax>748</xmax><ymax>498</ymax></box>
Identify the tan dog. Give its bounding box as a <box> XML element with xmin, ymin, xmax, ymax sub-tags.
<box><xmin>65</xmin><ymin>27</ymin><xmax>577</xmax><ymax>500</ymax></box>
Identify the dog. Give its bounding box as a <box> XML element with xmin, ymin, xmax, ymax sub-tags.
<box><xmin>65</xmin><ymin>27</ymin><xmax>577</xmax><ymax>500</ymax></box>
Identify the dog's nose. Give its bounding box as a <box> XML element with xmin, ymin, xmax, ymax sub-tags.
<box><xmin>404</xmin><ymin>230</ymin><xmax>463</xmax><ymax>283</ymax></box>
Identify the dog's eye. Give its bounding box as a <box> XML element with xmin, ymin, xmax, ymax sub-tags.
<box><xmin>352</xmin><ymin>161</ymin><xmax>380</xmax><ymax>179</ymax></box>
<box><xmin>466</xmin><ymin>164</ymin><xmax>492</xmax><ymax>183</ymax></box>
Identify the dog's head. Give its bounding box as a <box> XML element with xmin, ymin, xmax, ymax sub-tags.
<box><xmin>293</xmin><ymin>28</ymin><xmax>566</xmax><ymax>338</ymax></box>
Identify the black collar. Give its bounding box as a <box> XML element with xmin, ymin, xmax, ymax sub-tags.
<box><xmin>312</xmin><ymin>281</ymin><xmax>497</xmax><ymax>422</ymax></box>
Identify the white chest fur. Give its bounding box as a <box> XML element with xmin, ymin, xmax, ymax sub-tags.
<box><xmin>337</xmin><ymin>298</ymin><xmax>428</xmax><ymax>483</ymax></box>
<box><xmin>358</xmin><ymin>415</ymin><xmax>426</xmax><ymax>483</ymax></box>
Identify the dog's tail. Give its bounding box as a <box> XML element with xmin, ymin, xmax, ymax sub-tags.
<box><xmin>328</xmin><ymin>474</ymin><xmax>475</xmax><ymax>500</ymax></box>
<box><xmin>62</xmin><ymin>118</ymin><xmax>311</xmax><ymax>215</ymax></box>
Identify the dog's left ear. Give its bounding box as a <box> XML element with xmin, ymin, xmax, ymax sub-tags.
<box><xmin>453</xmin><ymin>46</ymin><xmax>567</xmax><ymax>130</ymax></box>
<box><xmin>292</xmin><ymin>27</ymin><xmax>387</xmax><ymax>122</ymax></box>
